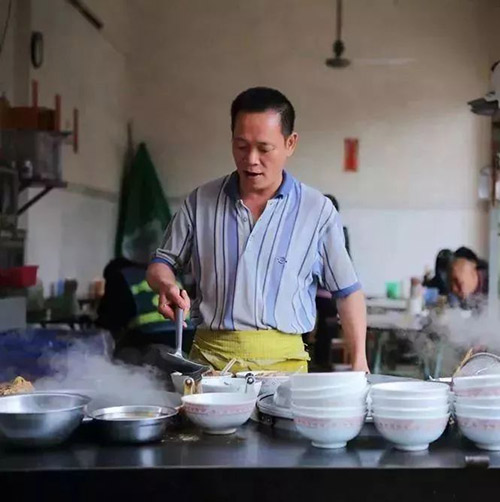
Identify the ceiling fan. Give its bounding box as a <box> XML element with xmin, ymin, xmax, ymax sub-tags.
<box><xmin>325</xmin><ymin>0</ymin><xmax>415</xmax><ymax>69</ymax></box>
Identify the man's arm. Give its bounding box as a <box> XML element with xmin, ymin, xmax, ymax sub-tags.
<box><xmin>336</xmin><ymin>289</ymin><xmax>369</xmax><ymax>372</ymax></box>
<box><xmin>146</xmin><ymin>196</ymin><xmax>195</xmax><ymax>321</ymax></box>
<box><xmin>146</xmin><ymin>262</ymin><xmax>190</xmax><ymax>321</ymax></box>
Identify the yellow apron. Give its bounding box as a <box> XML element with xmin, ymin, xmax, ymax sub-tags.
<box><xmin>189</xmin><ymin>329</ymin><xmax>310</xmax><ymax>373</ymax></box>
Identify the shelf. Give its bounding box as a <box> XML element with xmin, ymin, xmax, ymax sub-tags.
<box><xmin>17</xmin><ymin>179</ymin><xmax>68</xmax><ymax>215</ymax></box>
<box><xmin>19</xmin><ymin>179</ymin><xmax>67</xmax><ymax>192</ymax></box>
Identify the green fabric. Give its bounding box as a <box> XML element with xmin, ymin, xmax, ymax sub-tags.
<box><xmin>115</xmin><ymin>142</ymin><xmax>171</xmax><ymax>262</ymax></box>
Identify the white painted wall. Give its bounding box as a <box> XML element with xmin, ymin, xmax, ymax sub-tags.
<box><xmin>129</xmin><ymin>0</ymin><xmax>497</xmax><ymax>294</ymax></box>
<box><xmin>0</xmin><ymin>0</ymin><xmax>131</xmax><ymax>294</ymax></box>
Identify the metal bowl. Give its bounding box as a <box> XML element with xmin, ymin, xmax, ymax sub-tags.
<box><xmin>0</xmin><ymin>392</ymin><xmax>90</xmax><ymax>447</ymax></box>
<box><xmin>89</xmin><ymin>405</ymin><xmax>178</xmax><ymax>443</ymax></box>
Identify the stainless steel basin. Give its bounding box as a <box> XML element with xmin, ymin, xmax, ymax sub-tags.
<box><xmin>89</xmin><ymin>405</ymin><xmax>178</xmax><ymax>443</ymax></box>
<box><xmin>0</xmin><ymin>392</ymin><xmax>90</xmax><ymax>447</ymax></box>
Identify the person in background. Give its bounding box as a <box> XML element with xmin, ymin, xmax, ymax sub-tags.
<box><xmin>313</xmin><ymin>195</ymin><xmax>350</xmax><ymax>370</ymax></box>
<box><xmin>449</xmin><ymin>247</ymin><xmax>488</xmax><ymax>310</ymax></box>
<box><xmin>97</xmin><ymin>257</ymin><xmax>195</xmax><ymax>360</ymax></box>
<box><xmin>324</xmin><ymin>195</ymin><xmax>350</xmax><ymax>256</ymax></box>
<box><xmin>423</xmin><ymin>249</ymin><xmax>454</xmax><ymax>296</ymax></box>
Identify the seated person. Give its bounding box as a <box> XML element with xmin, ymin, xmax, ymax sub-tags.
<box><xmin>423</xmin><ymin>248</ymin><xmax>453</xmax><ymax>296</ymax></box>
<box><xmin>313</xmin><ymin>195</ymin><xmax>350</xmax><ymax>369</ymax></box>
<box><xmin>449</xmin><ymin>247</ymin><xmax>488</xmax><ymax>310</ymax></box>
<box><xmin>97</xmin><ymin>257</ymin><xmax>194</xmax><ymax>358</ymax></box>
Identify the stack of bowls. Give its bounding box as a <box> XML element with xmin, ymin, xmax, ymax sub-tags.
<box><xmin>290</xmin><ymin>372</ymin><xmax>368</xmax><ymax>449</ymax></box>
<box><xmin>370</xmin><ymin>382</ymin><xmax>450</xmax><ymax>451</ymax></box>
<box><xmin>453</xmin><ymin>375</ymin><xmax>500</xmax><ymax>450</ymax></box>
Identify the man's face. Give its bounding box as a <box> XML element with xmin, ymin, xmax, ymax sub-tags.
<box><xmin>232</xmin><ymin>110</ymin><xmax>297</xmax><ymax>194</ymax></box>
<box><xmin>450</xmin><ymin>259</ymin><xmax>479</xmax><ymax>299</ymax></box>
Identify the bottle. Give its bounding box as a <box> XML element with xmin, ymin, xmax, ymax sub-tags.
<box><xmin>407</xmin><ymin>277</ymin><xmax>423</xmax><ymax>315</ymax></box>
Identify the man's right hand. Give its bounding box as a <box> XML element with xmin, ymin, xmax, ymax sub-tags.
<box><xmin>157</xmin><ymin>284</ymin><xmax>191</xmax><ymax>322</ymax></box>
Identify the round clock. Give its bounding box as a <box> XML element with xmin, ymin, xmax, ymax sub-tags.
<box><xmin>30</xmin><ymin>32</ymin><xmax>44</xmax><ymax>69</ymax></box>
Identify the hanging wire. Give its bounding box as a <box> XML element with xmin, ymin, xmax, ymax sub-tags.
<box><xmin>0</xmin><ymin>0</ymin><xmax>13</xmax><ymax>62</ymax></box>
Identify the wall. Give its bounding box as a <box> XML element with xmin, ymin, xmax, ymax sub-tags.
<box><xmin>129</xmin><ymin>0</ymin><xmax>496</xmax><ymax>294</ymax></box>
<box><xmin>1</xmin><ymin>0</ymin><xmax>131</xmax><ymax>294</ymax></box>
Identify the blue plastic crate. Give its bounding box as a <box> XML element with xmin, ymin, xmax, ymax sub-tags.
<box><xmin>0</xmin><ymin>328</ymin><xmax>114</xmax><ymax>381</ymax></box>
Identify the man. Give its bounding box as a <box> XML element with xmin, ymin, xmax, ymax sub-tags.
<box><xmin>449</xmin><ymin>247</ymin><xmax>488</xmax><ymax>311</ymax></box>
<box><xmin>147</xmin><ymin>87</ymin><xmax>368</xmax><ymax>373</ymax></box>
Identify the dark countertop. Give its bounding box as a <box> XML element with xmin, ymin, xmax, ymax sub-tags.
<box><xmin>1</xmin><ymin>420</ymin><xmax>500</xmax><ymax>501</ymax></box>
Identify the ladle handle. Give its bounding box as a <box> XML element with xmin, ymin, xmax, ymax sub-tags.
<box><xmin>175</xmin><ymin>306</ymin><xmax>184</xmax><ymax>357</ymax></box>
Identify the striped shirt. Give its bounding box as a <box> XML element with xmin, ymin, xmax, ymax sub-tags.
<box><xmin>152</xmin><ymin>171</ymin><xmax>360</xmax><ymax>334</ymax></box>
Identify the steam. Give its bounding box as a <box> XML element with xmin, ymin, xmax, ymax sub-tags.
<box><xmin>35</xmin><ymin>340</ymin><xmax>181</xmax><ymax>411</ymax></box>
<box><xmin>385</xmin><ymin>306</ymin><xmax>500</xmax><ymax>378</ymax></box>
<box><xmin>430</xmin><ymin>308</ymin><xmax>500</xmax><ymax>353</ymax></box>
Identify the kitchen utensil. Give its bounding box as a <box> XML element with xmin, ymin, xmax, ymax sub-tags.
<box><xmin>236</xmin><ymin>371</ymin><xmax>290</xmax><ymax>395</ymax></box>
<box><xmin>174</xmin><ymin>306</ymin><xmax>184</xmax><ymax>358</ymax></box>
<box><xmin>0</xmin><ymin>392</ymin><xmax>90</xmax><ymax>447</ymax></box>
<box><xmin>220</xmin><ymin>358</ymin><xmax>237</xmax><ymax>376</ymax></box>
<box><xmin>89</xmin><ymin>405</ymin><xmax>178</xmax><ymax>443</ymax></box>
<box><xmin>202</xmin><ymin>377</ymin><xmax>262</xmax><ymax>396</ymax></box>
<box><xmin>453</xmin><ymin>352</ymin><xmax>500</xmax><ymax>377</ymax></box>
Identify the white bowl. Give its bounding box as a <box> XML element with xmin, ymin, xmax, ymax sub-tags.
<box><xmin>454</xmin><ymin>386</ymin><xmax>500</xmax><ymax>398</ymax></box>
<box><xmin>455</xmin><ymin>414</ymin><xmax>500</xmax><ymax>450</ymax></box>
<box><xmin>371</xmin><ymin>394</ymin><xmax>450</xmax><ymax>409</ymax></box>
<box><xmin>202</xmin><ymin>378</ymin><xmax>262</xmax><ymax>396</ymax></box>
<box><xmin>453</xmin><ymin>375</ymin><xmax>500</xmax><ymax>389</ymax></box>
<box><xmin>373</xmin><ymin>414</ymin><xmax>449</xmax><ymax>451</ymax></box>
<box><xmin>293</xmin><ymin>411</ymin><xmax>365</xmax><ymax>449</ymax></box>
<box><xmin>454</xmin><ymin>403</ymin><xmax>500</xmax><ymax>418</ymax></box>
<box><xmin>371</xmin><ymin>382</ymin><xmax>449</xmax><ymax>398</ymax></box>
<box><xmin>181</xmin><ymin>393</ymin><xmax>256</xmax><ymax>435</ymax></box>
<box><xmin>291</xmin><ymin>382</ymin><xmax>368</xmax><ymax>399</ymax></box>
<box><xmin>293</xmin><ymin>393</ymin><xmax>367</xmax><ymax>409</ymax></box>
<box><xmin>371</xmin><ymin>405</ymin><xmax>449</xmax><ymax>418</ymax></box>
<box><xmin>455</xmin><ymin>395</ymin><xmax>500</xmax><ymax>407</ymax></box>
<box><xmin>291</xmin><ymin>372</ymin><xmax>366</xmax><ymax>390</ymax></box>
<box><xmin>292</xmin><ymin>404</ymin><xmax>366</xmax><ymax>417</ymax></box>
<box><xmin>236</xmin><ymin>372</ymin><xmax>290</xmax><ymax>395</ymax></box>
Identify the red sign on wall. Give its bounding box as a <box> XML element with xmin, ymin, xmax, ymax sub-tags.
<box><xmin>344</xmin><ymin>138</ymin><xmax>359</xmax><ymax>172</ymax></box>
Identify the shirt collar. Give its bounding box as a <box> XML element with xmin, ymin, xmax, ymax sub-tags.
<box><xmin>224</xmin><ymin>170</ymin><xmax>295</xmax><ymax>201</ymax></box>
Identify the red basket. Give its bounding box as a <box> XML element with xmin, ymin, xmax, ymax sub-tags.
<box><xmin>0</xmin><ymin>266</ymin><xmax>38</xmax><ymax>288</ymax></box>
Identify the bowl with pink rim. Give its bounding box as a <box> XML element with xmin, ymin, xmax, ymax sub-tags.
<box><xmin>181</xmin><ymin>393</ymin><xmax>256</xmax><ymax>435</ymax></box>
<box><xmin>454</xmin><ymin>395</ymin><xmax>500</xmax><ymax>407</ymax></box>
<box><xmin>291</xmin><ymin>372</ymin><xmax>367</xmax><ymax>391</ymax></box>
<box><xmin>291</xmin><ymin>382</ymin><xmax>368</xmax><ymax>400</ymax></box>
<box><xmin>372</xmin><ymin>414</ymin><xmax>449</xmax><ymax>451</ymax></box>
<box><xmin>455</xmin><ymin>414</ymin><xmax>500</xmax><ymax>450</ymax></box>
<box><xmin>292</xmin><ymin>410</ymin><xmax>365</xmax><ymax>449</ymax></box>
<box><xmin>370</xmin><ymin>382</ymin><xmax>449</xmax><ymax>398</ymax></box>
<box><xmin>371</xmin><ymin>394</ymin><xmax>450</xmax><ymax>409</ymax></box>
<box><xmin>454</xmin><ymin>403</ymin><xmax>500</xmax><ymax>418</ymax></box>
<box><xmin>371</xmin><ymin>405</ymin><xmax>449</xmax><ymax>418</ymax></box>
<box><xmin>292</xmin><ymin>404</ymin><xmax>366</xmax><ymax>417</ymax></box>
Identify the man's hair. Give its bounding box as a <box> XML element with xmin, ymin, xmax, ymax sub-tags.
<box><xmin>230</xmin><ymin>87</ymin><xmax>295</xmax><ymax>137</ymax></box>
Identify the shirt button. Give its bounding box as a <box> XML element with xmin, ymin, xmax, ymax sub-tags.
<box><xmin>242</xmin><ymin>217</ymin><xmax>248</xmax><ymax>222</ymax></box>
